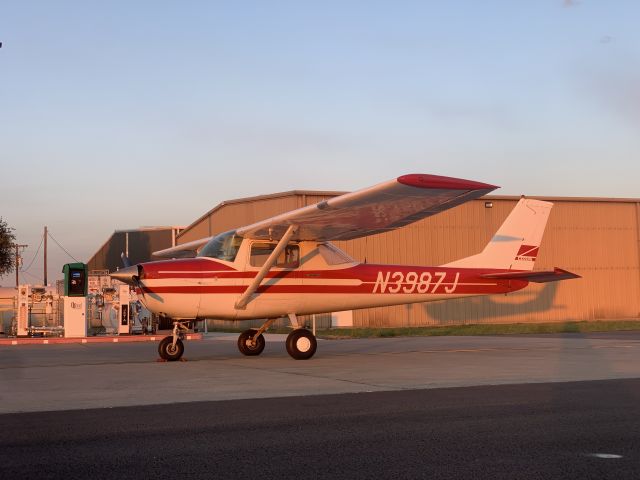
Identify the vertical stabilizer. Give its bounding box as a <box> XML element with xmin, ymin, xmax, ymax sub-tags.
<box><xmin>444</xmin><ymin>198</ymin><xmax>552</xmax><ymax>271</ymax></box>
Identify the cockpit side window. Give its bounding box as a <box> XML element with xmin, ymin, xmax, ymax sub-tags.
<box><xmin>198</xmin><ymin>230</ymin><xmax>243</xmax><ymax>262</ymax></box>
<box><xmin>250</xmin><ymin>243</ymin><xmax>299</xmax><ymax>268</ymax></box>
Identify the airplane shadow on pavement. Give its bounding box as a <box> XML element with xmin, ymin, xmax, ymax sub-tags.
<box><xmin>422</xmin><ymin>282</ymin><xmax>563</xmax><ymax>324</ymax></box>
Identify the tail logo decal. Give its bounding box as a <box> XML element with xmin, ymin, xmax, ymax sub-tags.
<box><xmin>515</xmin><ymin>244</ymin><xmax>539</xmax><ymax>262</ymax></box>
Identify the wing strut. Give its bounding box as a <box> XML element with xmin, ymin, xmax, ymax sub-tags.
<box><xmin>235</xmin><ymin>225</ymin><xmax>298</xmax><ymax>310</ymax></box>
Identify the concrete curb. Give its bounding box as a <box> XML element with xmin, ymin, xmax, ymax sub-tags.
<box><xmin>0</xmin><ymin>333</ymin><xmax>202</xmax><ymax>346</ymax></box>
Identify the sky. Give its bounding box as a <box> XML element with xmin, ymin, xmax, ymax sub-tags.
<box><xmin>1</xmin><ymin>0</ymin><xmax>639</xmax><ymax>286</ymax></box>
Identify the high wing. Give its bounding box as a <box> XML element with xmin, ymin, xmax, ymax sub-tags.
<box><xmin>152</xmin><ymin>173</ymin><xmax>497</xmax><ymax>258</ymax></box>
<box><xmin>237</xmin><ymin>174</ymin><xmax>497</xmax><ymax>241</ymax></box>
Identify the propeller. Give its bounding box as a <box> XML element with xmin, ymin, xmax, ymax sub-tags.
<box><xmin>111</xmin><ymin>253</ymin><xmax>143</xmax><ymax>287</ymax></box>
<box><xmin>121</xmin><ymin>252</ymin><xmax>132</xmax><ymax>268</ymax></box>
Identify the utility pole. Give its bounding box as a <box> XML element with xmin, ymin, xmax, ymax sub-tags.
<box><xmin>14</xmin><ymin>243</ymin><xmax>28</xmax><ymax>288</ymax></box>
<box><xmin>44</xmin><ymin>226</ymin><xmax>48</xmax><ymax>286</ymax></box>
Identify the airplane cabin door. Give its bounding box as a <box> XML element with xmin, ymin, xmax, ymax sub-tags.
<box><xmin>240</xmin><ymin>241</ymin><xmax>303</xmax><ymax>317</ymax></box>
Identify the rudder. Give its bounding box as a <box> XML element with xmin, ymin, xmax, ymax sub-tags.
<box><xmin>444</xmin><ymin>198</ymin><xmax>552</xmax><ymax>271</ymax></box>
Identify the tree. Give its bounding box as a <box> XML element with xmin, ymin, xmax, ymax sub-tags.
<box><xmin>0</xmin><ymin>217</ymin><xmax>16</xmax><ymax>276</ymax></box>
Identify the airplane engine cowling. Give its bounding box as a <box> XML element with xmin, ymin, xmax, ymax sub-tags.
<box><xmin>110</xmin><ymin>264</ymin><xmax>143</xmax><ymax>286</ymax></box>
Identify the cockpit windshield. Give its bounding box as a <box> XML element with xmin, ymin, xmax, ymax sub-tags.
<box><xmin>198</xmin><ymin>230</ymin><xmax>243</xmax><ymax>262</ymax></box>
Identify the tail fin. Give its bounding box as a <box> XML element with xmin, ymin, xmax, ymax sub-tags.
<box><xmin>445</xmin><ymin>198</ymin><xmax>552</xmax><ymax>271</ymax></box>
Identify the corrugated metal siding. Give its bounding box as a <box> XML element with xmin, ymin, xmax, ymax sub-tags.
<box><xmin>206</xmin><ymin>313</ymin><xmax>332</xmax><ymax>331</ymax></box>
<box><xmin>128</xmin><ymin>230</ymin><xmax>174</xmax><ymax>265</ymax></box>
<box><xmin>178</xmin><ymin>194</ymin><xmax>338</xmax><ymax>242</ymax></box>
<box><xmin>178</xmin><ymin>221</ymin><xmax>211</xmax><ymax>245</ymax></box>
<box><xmin>87</xmin><ymin>230</ymin><xmax>175</xmax><ymax>273</ymax></box>
<box><xmin>87</xmin><ymin>233</ymin><xmax>125</xmax><ymax>272</ymax></box>
<box><xmin>179</xmin><ymin>192</ymin><xmax>640</xmax><ymax>326</ymax></box>
<box><xmin>342</xmin><ymin>199</ymin><xmax>640</xmax><ymax>326</ymax></box>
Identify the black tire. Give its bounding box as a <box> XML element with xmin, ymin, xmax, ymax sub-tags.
<box><xmin>237</xmin><ymin>329</ymin><xmax>265</xmax><ymax>356</ymax></box>
<box><xmin>158</xmin><ymin>336</ymin><xmax>184</xmax><ymax>361</ymax></box>
<box><xmin>158</xmin><ymin>336</ymin><xmax>170</xmax><ymax>359</ymax></box>
<box><xmin>286</xmin><ymin>329</ymin><xmax>317</xmax><ymax>360</ymax></box>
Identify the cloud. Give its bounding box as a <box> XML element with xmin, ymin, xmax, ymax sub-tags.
<box><xmin>584</xmin><ymin>67</ymin><xmax>640</xmax><ymax>125</ymax></box>
<box><xmin>420</xmin><ymin>101</ymin><xmax>517</xmax><ymax>130</ymax></box>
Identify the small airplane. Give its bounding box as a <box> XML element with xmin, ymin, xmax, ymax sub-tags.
<box><xmin>112</xmin><ymin>174</ymin><xmax>579</xmax><ymax>361</ymax></box>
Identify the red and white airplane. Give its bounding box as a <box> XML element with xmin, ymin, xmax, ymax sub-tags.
<box><xmin>112</xmin><ymin>174</ymin><xmax>579</xmax><ymax>361</ymax></box>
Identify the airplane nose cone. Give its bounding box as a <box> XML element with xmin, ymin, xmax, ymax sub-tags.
<box><xmin>110</xmin><ymin>265</ymin><xmax>141</xmax><ymax>285</ymax></box>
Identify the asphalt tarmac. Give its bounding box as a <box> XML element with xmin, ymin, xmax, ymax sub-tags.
<box><xmin>3</xmin><ymin>332</ymin><xmax>640</xmax><ymax>412</ymax></box>
<box><xmin>1</xmin><ymin>379</ymin><xmax>639</xmax><ymax>479</ymax></box>
<box><xmin>2</xmin><ymin>332</ymin><xmax>640</xmax><ymax>478</ymax></box>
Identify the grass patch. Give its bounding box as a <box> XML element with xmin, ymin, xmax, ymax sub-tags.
<box><xmin>315</xmin><ymin>320</ymin><xmax>640</xmax><ymax>339</ymax></box>
<box><xmin>204</xmin><ymin>320</ymin><xmax>640</xmax><ymax>338</ymax></box>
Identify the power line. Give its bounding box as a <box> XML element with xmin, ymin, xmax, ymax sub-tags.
<box><xmin>21</xmin><ymin>231</ymin><xmax>44</xmax><ymax>273</ymax></box>
<box><xmin>12</xmin><ymin>243</ymin><xmax>28</xmax><ymax>288</ymax></box>
<box><xmin>47</xmin><ymin>231</ymin><xmax>80</xmax><ymax>263</ymax></box>
<box><xmin>20</xmin><ymin>270</ymin><xmax>43</xmax><ymax>284</ymax></box>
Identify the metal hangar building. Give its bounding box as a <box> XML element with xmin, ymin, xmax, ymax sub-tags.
<box><xmin>175</xmin><ymin>190</ymin><xmax>640</xmax><ymax>328</ymax></box>
<box><xmin>87</xmin><ymin>226</ymin><xmax>184</xmax><ymax>274</ymax></box>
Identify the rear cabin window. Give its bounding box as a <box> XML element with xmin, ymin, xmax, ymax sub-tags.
<box><xmin>250</xmin><ymin>243</ymin><xmax>300</xmax><ymax>268</ymax></box>
<box><xmin>318</xmin><ymin>243</ymin><xmax>354</xmax><ymax>265</ymax></box>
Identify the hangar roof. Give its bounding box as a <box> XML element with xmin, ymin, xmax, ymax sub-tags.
<box><xmin>90</xmin><ymin>226</ymin><xmax>184</xmax><ymax>258</ymax></box>
<box><xmin>86</xmin><ymin>226</ymin><xmax>184</xmax><ymax>270</ymax></box>
<box><xmin>177</xmin><ymin>189</ymin><xmax>640</xmax><ymax>243</ymax></box>
<box><xmin>487</xmin><ymin>195</ymin><xmax>640</xmax><ymax>203</ymax></box>
<box><xmin>177</xmin><ymin>190</ymin><xmax>344</xmax><ymax>241</ymax></box>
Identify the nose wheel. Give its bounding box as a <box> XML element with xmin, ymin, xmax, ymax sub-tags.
<box><xmin>158</xmin><ymin>321</ymin><xmax>190</xmax><ymax>361</ymax></box>
<box><xmin>158</xmin><ymin>336</ymin><xmax>184</xmax><ymax>361</ymax></box>
<box><xmin>286</xmin><ymin>329</ymin><xmax>317</xmax><ymax>360</ymax></box>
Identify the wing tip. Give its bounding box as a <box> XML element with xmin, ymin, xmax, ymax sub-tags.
<box><xmin>397</xmin><ymin>174</ymin><xmax>498</xmax><ymax>191</ymax></box>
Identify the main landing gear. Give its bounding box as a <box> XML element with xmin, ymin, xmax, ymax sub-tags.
<box><xmin>285</xmin><ymin>328</ymin><xmax>317</xmax><ymax>360</ymax></box>
<box><xmin>236</xmin><ymin>314</ymin><xmax>318</xmax><ymax>360</ymax></box>
<box><xmin>237</xmin><ymin>328</ymin><xmax>266</xmax><ymax>356</ymax></box>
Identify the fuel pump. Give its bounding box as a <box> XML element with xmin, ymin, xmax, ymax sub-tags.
<box><xmin>16</xmin><ymin>284</ymin><xmax>30</xmax><ymax>336</ymax></box>
<box><xmin>118</xmin><ymin>284</ymin><xmax>132</xmax><ymax>335</ymax></box>
<box><xmin>62</xmin><ymin>263</ymin><xmax>88</xmax><ymax>338</ymax></box>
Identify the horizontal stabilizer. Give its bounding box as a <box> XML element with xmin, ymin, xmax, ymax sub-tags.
<box><xmin>480</xmin><ymin>267</ymin><xmax>580</xmax><ymax>283</ymax></box>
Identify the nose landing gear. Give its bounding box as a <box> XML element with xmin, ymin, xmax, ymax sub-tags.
<box><xmin>158</xmin><ymin>321</ymin><xmax>190</xmax><ymax>361</ymax></box>
<box><xmin>158</xmin><ymin>336</ymin><xmax>184</xmax><ymax>361</ymax></box>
